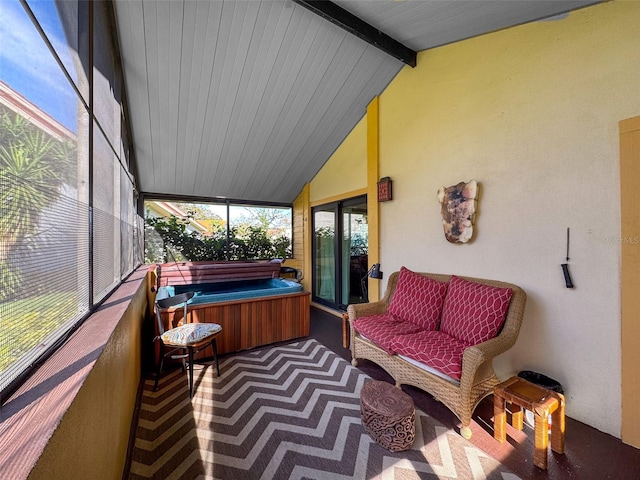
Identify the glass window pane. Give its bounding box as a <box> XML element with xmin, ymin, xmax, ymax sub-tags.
<box><xmin>0</xmin><ymin>0</ymin><xmax>89</xmax><ymax>393</ymax></box>
<box><xmin>229</xmin><ymin>205</ymin><xmax>292</xmax><ymax>260</ymax></box>
<box><xmin>342</xmin><ymin>201</ymin><xmax>368</xmax><ymax>305</ymax></box>
<box><xmin>93</xmin><ymin>125</ymin><xmax>119</xmax><ymax>303</ymax></box>
<box><xmin>2</xmin><ymin>1</ymin><xmax>83</xmax><ymax>133</ymax></box>
<box><xmin>312</xmin><ymin>196</ymin><xmax>368</xmax><ymax>309</ymax></box>
<box><xmin>144</xmin><ymin>201</ymin><xmax>227</xmax><ymax>263</ymax></box>
<box><xmin>93</xmin><ymin>0</ymin><xmax>121</xmax><ymax>149</ymax></box>
<box><xmin>314</xmin><ymin>208</ymin><xmax>336</xmax><ymax>302</ymax></box>
<box><xmin>143</xmin><ymin>201</ymin><xmax>293</xmax><ymax>263</ymax></box>
<box><xmin>120</xmin><ymin>167</ymin><xmax>134</xmax><ymax>276</ymax></box>
<box><xmin>27</xmin><ymin>0</ymin><xmax>90</xmax><ymax>105</ymax></box>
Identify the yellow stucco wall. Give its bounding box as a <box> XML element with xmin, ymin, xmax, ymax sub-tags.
<box><xmin>26</xmin><ymin>270</ymin><xmax>148</xmax><ymax>479</ymax></box>
<box><xmin>310</xmin><ymin>116</ymin><xmax>367</xmax><ymax>203</ymax></box>
<box><xmin>306</xmin><ymin>0</ymin><xmax>640</xmax><ymax>439</ymax></box>
<box><xmin>290</xmin><ymin>184</ymin><xmax>311</xmax><ymax>292</ymax></box>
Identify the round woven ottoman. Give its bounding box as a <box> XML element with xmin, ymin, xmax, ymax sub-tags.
<box><xmin>360</xmin><ymin>380</ymin><xmax>416</xmax><ymax>452</ymax></box>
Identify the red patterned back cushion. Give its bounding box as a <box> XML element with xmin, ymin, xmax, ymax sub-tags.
<box><xmin>387</xmin><ymin>267</ymin><xmax>449</xmax><ymax>330</ymax></box>
<box><xmin>439</xmin><ymin>275</ymin><xmax>513</xmax><ymax>345</ymax></box>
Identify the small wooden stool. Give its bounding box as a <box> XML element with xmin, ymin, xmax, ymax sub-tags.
<box><xmin>360</xmin><ymin>380</ymin><xmax>416</xmax><ymax>452</ymax></box>
<box><xmin>494</xmin><ymin>376</ymin><xmax>565</xmax><ymax>469</ymax></box>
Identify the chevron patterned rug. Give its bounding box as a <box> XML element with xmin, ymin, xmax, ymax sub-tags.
<box><xmin>128</xmin><ymin>339</ymin><xmax>520</xmax><ymax>480</ymax></box>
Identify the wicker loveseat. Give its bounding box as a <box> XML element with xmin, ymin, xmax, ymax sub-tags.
<box><xmin>349</xmin><ymin>268</ymin><xmax>526</xmax><ymax>439</ymax></box>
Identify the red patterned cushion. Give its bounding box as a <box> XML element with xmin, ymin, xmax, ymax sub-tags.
<box><xmin>390</xmin><ymin>330</ymin><xmax>468</xmax><ymax>380</ymax></box>
<box><xmin>439</xmin><ymin>275</ymin><xmax>513</xmax><ymax>345</ymax></box>
<box><xmin>352</xmin><ymin>313</ymin><xmax>424</xmax><ymax>354</ymax></box>
<box><xmin>387</xmin><ymin>267</ymin><xmax>449</xmax><ymax>330</ymax></box>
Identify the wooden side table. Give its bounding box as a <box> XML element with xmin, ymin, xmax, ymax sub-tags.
<box><xmin>494</xmin><ymin>376</ymin><xmax>565</xmax><ymax>469</ymax></box>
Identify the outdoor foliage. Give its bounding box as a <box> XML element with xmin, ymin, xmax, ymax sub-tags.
<box><xmin>0</xmin><ymin>106</ymin><xmax>76</xmax><ymax>300</ymax></box>
<box><xmin>145</xmin><ymin>212</ymin><xmax>292</xmax><ymax>263</ymax></box>
<box><xmin>0</xmin><ymin>291</ymin><xmax>77</xmax><ymax>372</ymax></box>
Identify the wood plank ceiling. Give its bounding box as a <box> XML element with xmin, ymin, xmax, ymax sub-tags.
<box><xmin>113</xmin><ymin>0</ymin><xmax>599</xmax><ymax>205</ymax></box>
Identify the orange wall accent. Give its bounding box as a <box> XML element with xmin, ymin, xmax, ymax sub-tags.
<box><xmin>367</xmin><ymin>97</ymin><xmax>381</xmax><ymax>301</ymax></box>
<box><xmin>619</xmin><ymin>115</ymin><xmax>640</xmax><ymax>448</ymax></box>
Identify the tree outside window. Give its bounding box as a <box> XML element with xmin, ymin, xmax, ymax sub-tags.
<box><xmin>144</xmin><ymin>201</ymin><xmax>292</xmax><ymax>263</ymax></box>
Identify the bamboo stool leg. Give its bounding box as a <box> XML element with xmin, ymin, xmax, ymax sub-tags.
<box><xmin>551</xmin><ymin>393</ymin><xmax>565</xmax><ymax>454</ymax></box>
<box><xmin>511</xmin><ymin>404</ymin><xmax>524</xmax><ymax>431</ymax></box>
<box><xmin>494</xmin><ymin>394</ymin><xmax>507</xmax><ymax>442</ymax></box>
<box><xmin>534</xmin><ymin>413</ymin><xmax>550</xmax><ymax>469</ymax></box>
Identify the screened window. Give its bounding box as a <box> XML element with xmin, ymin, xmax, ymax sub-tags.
<box><xmin>144</xmin><ymin>201</ymin><xmax>292</xmax><ymax>263</ymax></box>
<box><xmin>0</xmin><ymin>0</ymin><xmax>140</xmax><ymax>399</ymax></box>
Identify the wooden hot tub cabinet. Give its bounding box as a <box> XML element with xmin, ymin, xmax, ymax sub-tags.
<box><xmin>158</xmin><ymin>290</ymin><xmax>311</xmax><ymax>357</ymax></box>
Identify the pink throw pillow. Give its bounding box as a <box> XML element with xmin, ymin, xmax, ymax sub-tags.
<box><xmin>387</xmin><ymin>267</ymin><xmax>449</xmax><ymax>330</ymax></box>
<box><xmin>352</xmin><ymin>313</ymin><xmax>424</xmax><ymax>354</ymax></box>
<box><xmin>390</xmin><ymin>330</ymin><xmax>468</xmax><ymax>380</ymax></box>
<box><xmin>439</xmin><ymin>275</ymin><xmax>513</xmax><ymax>345</ymax></box>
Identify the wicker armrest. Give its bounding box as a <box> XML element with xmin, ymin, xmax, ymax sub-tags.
<box><xmin>347</xmin><ymin>270</ymin><xmax>402</xmax><ymax>321</ymax></box>
<box><xmin>347</xmin><ymin>301</ymin><xmax>388</xmax><ymax>320</ymax></box>
<box><xmin>464</xmin><ymin>334</ymin><xmax>510</xmax><ymax>364</ymax></box>
<box><xmin>462</xmin><ymin>344</ymin><xmax>486</xmax><ymax>368</ymax></box>
<box><xmin>461</xmin><ymin>321</ymin><xmax>523</xmax><ymax>380</ymax></box>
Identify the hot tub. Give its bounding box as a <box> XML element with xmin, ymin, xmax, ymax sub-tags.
<box><xmin>157</xmin><ymin>278</ymin><xmax>304</xmax><ymax>305</ymax></box>
<box><xmin>153</xmin><ymin>271</ymin><xmax>310</xmax><ymax>357</ymax></box>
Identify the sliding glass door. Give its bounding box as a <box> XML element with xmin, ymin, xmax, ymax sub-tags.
<box><xmin>312</xmin><ymin>196</ymin><xmax>368</xmax><ymax>310</ymax></box>
<box><xmin>313</xmin><ymin>205</ymin><xmax>337</xmax><ymax>303</ymax></box>
<box><xmin>342</xmin><ymin>200</ymin><xmax>369</xmax><ymax>305</ymax></box>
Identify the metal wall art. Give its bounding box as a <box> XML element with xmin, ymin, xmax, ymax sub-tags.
<box><xmin>437</xmin><ymin>180</ymin><xmax>478</xmax><ymax>244</ymax></box>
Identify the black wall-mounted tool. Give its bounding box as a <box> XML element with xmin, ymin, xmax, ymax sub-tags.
<box><xmin>562</xmin><ymin>227</ymin><xmax>574</xmax><ymax>288</ymax></box>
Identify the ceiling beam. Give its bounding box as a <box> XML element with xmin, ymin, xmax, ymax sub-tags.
<box><xmin>293</xmin><ymin>0</ymin><xmax>417</xmax><ymax>68</ymax></box>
